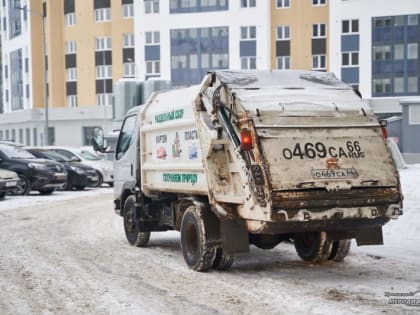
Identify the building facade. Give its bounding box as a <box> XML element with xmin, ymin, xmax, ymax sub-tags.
<box><xmin>0</xmin><ymin>0</ymin><xmax>134</xmax><ymax>146</ymax></box>
<box><xmin>329</xmin><ymin>0</ymin><xmax>420</xmax><ymax>109</ymax></box>
<box><xmin>134</xmin><ymin>0</ymin><xmax>272</xmax><ymax>86</ymax></box>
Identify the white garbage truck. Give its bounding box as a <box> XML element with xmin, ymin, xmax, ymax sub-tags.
<box><xmin>94</xmin><ymin>70</ymin><xmax>403</xmax><ymax>271</ymax></box>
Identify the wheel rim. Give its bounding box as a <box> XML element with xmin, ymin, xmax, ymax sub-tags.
<box><xmin>124</xmin><ymin>208</ymin><xmax>136</xmax><ymax>234</ymax></box>
<box><xmin>16</xmin><ymin>176</ymin><xmax>28</xmax><ymax>195</ymax></box>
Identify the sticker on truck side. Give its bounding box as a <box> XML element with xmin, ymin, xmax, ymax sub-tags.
<box><xmin>155</xmin><ymin>109</ymin><xmax>184</xmax><ymax>123</ymax></box>
<box><xmin>163</xmin><ymin>173</ymin><xmax>198</xmax><ymax>185</ymax></box>
<box><xmin>282</xmin><ymin>141</ymin><xmax>365</xmax><ymax>160</ymax></box>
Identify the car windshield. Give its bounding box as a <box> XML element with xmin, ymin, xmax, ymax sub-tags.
<box><xmin>0</xmin><ymin>146</ymin><xmax>35</xmax><ymax>159</ymax></box>
<box><xmin>40</xmin><ymin>150</ymin><xmax>71</xmax><ymax>162</ymax></box>
<box><xmin>79</xmin><ymin>150</ymin><xmax>100</xmax><ymax>161</ymax></box>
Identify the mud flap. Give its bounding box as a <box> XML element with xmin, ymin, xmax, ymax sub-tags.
<box><xmin>355</xmin><ymin>226</ymin><xmax>383</xmax><ymax>246</ymax></box>
<box><xmin>220</xmin><ymin>219</ymin><xmax>249</xmax><ymax>254</ymax></box>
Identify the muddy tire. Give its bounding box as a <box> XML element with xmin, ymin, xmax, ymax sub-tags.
<box><xmin>294</xmin><ymin>231</ymin><xmax>332</xmax><ymax>263</ymax></box>
<box><xmin>180</xmin><ymin>206</ymin><xmax>216</xmax><ymax>272</ymax></box>
<box><xmin>328</xmin><ymin>239</ymin><xmax>351</xmax><ymax>262</ymax></box>
<box><xmin>123</xmin><ymin>195</ymin><xmax>150</xmax><ymax>247</ymax></box>
<box><xmin>212</xmin><ymin>248</ymin><xmax>234</xmax><ymax>271</ymax></box>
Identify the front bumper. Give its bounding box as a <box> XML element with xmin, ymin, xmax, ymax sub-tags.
<box><xmin>0</xmin><ymin>179</ymin><xmax>18</xmax><ymax>192</ymax></box>
<box><xmin>30</xmin><ymin>171</ymin><xmax>67</xmax><ymax>190</ymax></box>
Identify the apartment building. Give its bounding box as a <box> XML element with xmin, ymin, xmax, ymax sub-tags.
<box><xmin>134</xmin><ymin>0</ymin><xmax>271</xmax><ymax>86</ymax></box>
<box><xmin>0</xmin><ymin>0</ymin><xmax>134</xmax><ymax>146</ymax></box>
<box><xmin>271</xmin><ymin>0</ymin><xmax>329</xmax><ymax>71</ymax></box>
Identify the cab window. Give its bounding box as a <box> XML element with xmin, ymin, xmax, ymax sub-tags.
<box><xmin>116</xmin><ymin>115</ymin><xmax>137</xmax><ymax>160</ymax></box>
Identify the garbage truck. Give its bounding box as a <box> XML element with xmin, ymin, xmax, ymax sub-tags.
<box><xmin>94</xmin><ymin>70</ymin><xmax>403</xmax><ymax>271</ymax></box>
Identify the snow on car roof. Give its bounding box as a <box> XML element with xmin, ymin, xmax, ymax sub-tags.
<box><xmin>214</xmin><ymin>70</ymin><xmax>371</xmax><ymax>113</ymax></box>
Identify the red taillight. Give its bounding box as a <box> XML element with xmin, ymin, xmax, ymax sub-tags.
<box><xmin>241</xmin><ymin>128</ymin><xmax>253</xmax><ymax>151</ymax></box>
<box><xmin>381</xmin><ymin>127</ymin><xmax>388</xmax><ymax>139</ymax></box>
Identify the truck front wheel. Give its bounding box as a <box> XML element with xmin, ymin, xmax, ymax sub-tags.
<box><xmin>294</xmin><ymin>231</ymin><xmax>332</xmax><ymax>263</ymax></box>
<box><xmin>212</xmin><ymin>248</ymin><xmax>234</xmax><ymax>270</ymax></box>
<box><xmin>328</xmin><ymin>239</ymin><xmax>351</xmax><ymax>262</ymax></box>
<box><xmin>123</xmin><ymin>195</ymin><xmax>150</xmax><ymax>247</ymax></box>
<box><xmin>180</xmin><ymin>206</ymin><xmax>216</xmax><ymax>272</ymax></box>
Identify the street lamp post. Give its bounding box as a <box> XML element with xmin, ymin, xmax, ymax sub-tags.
<box><xmin>14</xmin><ymin>1</ymin><xmax>48</xmax><ymax>146</ymax></box>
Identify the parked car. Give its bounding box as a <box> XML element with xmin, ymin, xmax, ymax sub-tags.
<box><xmin>0</xmin><ymin>144</ymin><xmax>67</xmax><ymax>195</ymax></box>
<box><xmin>0</xmin><ymin>169</ymin><xmax>19</xmax><ymax>200</ymax></box>
<box><xmin>26</xmin><ymin>148</ymin><xmax>100</xmax><ymax>190</ymax></box>
<box><xmin>0</xmin><ymin>140</ymin><xmax>25</xmax><ymax>148</ymax></box>
<box><xmin>47</xmin><ymin>146</ymin><xmax>113</xmax><ymax>187</ymax></box>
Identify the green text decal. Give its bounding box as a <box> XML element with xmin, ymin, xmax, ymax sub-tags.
<box><xmin>163</xmin><ymin>173</ymin><xmax>198</xmax><ymax>185</ymax></box>
<box><xmin>155</xmin><ymin>109</ymin><xmax>184</xmax><ymax>123</ymax></box>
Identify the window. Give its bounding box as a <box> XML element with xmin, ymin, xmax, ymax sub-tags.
<box><xmin>96</xmin><ymin>65</ymin><xmax>112</xmax><ymax>79</ymax></box>
<box><xmin>65</xmin><ymin>13</ymin><xmax>75</xmax><ymax>26</ymax></box>
<box><xmin>95</xmin><ymin>8</ymin><xmax>111</xmax><ymax>22</ymax></box>
<box><xmin>96</xmin><ymin>94</ymin><xmax>113</xmax><ymax>106</ymax></box>
<box><xmin>33</xmin><ymin>128</ymin><xmax>37</xmax><ymax>146</ymax></box>
<box><xmin>373</xmin><ymin>78</ymin><xmax>391</xmax><ymax>93</ymax></box>
<box><xmin>408</xmin><ymin>77</ymin><xmax>418</xmax><ymax>93</ymax></box>
<box><xmin>146</xmin><ymin>60</ymin><xmax>160</xmax><ymax>74</ymax></box>
<box><xmin>276</xmin><ymin>0</ymin><xmax>290</xmax><ymax>8</ymax></box>
<box><xmin>116</xmin><ymin>115</ymin><xmax>137</xmax><ymax>160</ymax></box>
<box><xmin>408</xmin><ymin>43</ymin><xmax>418</xmax><ymax>60</ymax></box>
<box><xmin>241</xmin><ymin>57</ymin><xmax>256</xmax><ymax>70</ymax></box>
<box><xmin>145</xmin><ymin>31</ymin><xmax>160</xmax><ymax>45</ymax></box>
<box><xmin>373</xmin><ymin>45</ymin><xmax>391</xmax><ymax>61</ymax></box>
<box><xmin>276</xmin><ymin>26</ymin><xmax>290</xmax><ymax>40</ymax></box>
<box><xmin>408</xmin><ymin>15</ymin><xmax>419</xmax><ymax>26</ymax></box>
<box><xmin>123</xmin><ymin>33</ymin><xmax>135</xmax><ymax>48</ymax></box>
<box><xmin>67</xmin><ymin>95</ymin><xmax>77</xmax><ymax>108</ymax></box>
<box><xmin>124</xmin><ymin>63</ymin><xmax>136</xmax><ymax>77</ymax></box>
<box><xmin>145</xmin><ymin>0</ymin><xmax>159</xmax><ymax>14</ymax></box>
<box><xmin>240</xmin><ymin>26</ymin><xmax>256</xmax><ymax>39</ymax></box>
<box><xmin>312</xmin><ymin>54</ymin><xmax>326</xmax><ymax>70</ymax></box>
<box><xmin>394</xmin><ymin>44</ymin><xmax>404</xmax><ymax>60</ymax></box>
<box><xmin>96</xmin><ymin>37</ymin><xmax>112</xmax><ymax>51</ymax></box>
<box><xmin>122</xmin><ymin>3</ymin><xmax>134</xmax><ymax>18</ymax></box>
<box><xmin>66</xmin><ymin>68</ymin><xmax>77</xmax><ymax>81</ymax></box>
<box><xmin>82</xmin><ymin>127</ymin><xmax>101</xmax><ymax>146</ymax></box>
<box><xmin>241</xmin><ymin>0</ymin><xmax>256</xmax><ymax>7</ymax></box>
<box><xmin>342</xmin><ymin>52</ymin><xmax>359</xmax><ymax>66</ymax></box>
<box><xmin>374</xmin><ymin>17</ymin><xmax>391</xmax><ymax>28</ymax></box>
<box><xmin>342</xmin><ymin>19</ymin><xmax>359</xmax><ymax>34</ymax></box>
<box><xmin>277</xmin><ymin>56</ymin><xmax>290</xmax><ymax>70</ymax></box>
<box><xmin>312</xmin><ymin>0</ymin><xmax>326</xmax><ymax>6</ymax></box>
<box><xmin>394</xmin><ymin>77</ymin><xmax>404</xmax><ymax>93</ymax></box>
<box><xmin>65</xmin><ymin>40</ymin><xmax>76</xmax><ymax>54</ymax></box>
<box><xmin>312</xmin><ymin>24</ymin><xmax>326</xmax><ymax>38</ymax></box>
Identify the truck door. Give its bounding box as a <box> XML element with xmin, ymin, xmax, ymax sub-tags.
<box><xmin>114</xmin><ymin>113</ymin><xmax>138</xmax><ymax>198</ymax></box>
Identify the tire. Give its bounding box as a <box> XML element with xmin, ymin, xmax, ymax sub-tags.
<box><xmin>74</xmin><ymin>185</ymin><xmax>86</xmax><ymax>191</ymax></box>
<box><xmin>39</xmin><ymin>188</ymin><xmax>55</xmax><ymax>195</ymax></box>
<box><xmin>123</xmin><ymin>195</ymin><xmax>150</xmax><ymax>247</ymax></box>
<box><xmin>94</xmin><ymin>172</ymin><xmax>103</xmax><ymax>187</ymax></box>
<box><xmin>212</xmin><ymin>248</ymin><xmax>234</xmax><ymax>271</ymax></box>
<box><xmin>0</xmin><ymin>192</ymin><xmax>6</xmax><ymax>200</ymax></box>
<box><xmin>328</xmin><ymin>239</ymin><xmax>351</xmax><ymax>262</ymax></box>
<box><xmin>180</xmin><ymin>206</ymin><xmax>216</xmax><ymax>272</ymax></box>
<box><xmin>294</xmin><ymin>231</ymin><xmax>332</xmax><ymax>264</ymax></box>
<box><xmin>13</xmin><ymin>174</ymin><xmax>31</xmax><ymax>196</ymax></box>
<box><xmin>63</xmin><ymin>178</ymin><xmax>73</xmax><ymax>190</ymax></box>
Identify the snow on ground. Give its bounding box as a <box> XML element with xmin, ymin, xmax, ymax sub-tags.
<box><xmin>0</xmin><ymin>166</ymin><xmax>419</xmax><ymax>314</ymax></box>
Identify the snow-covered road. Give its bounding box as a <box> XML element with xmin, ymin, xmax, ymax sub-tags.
<box><xmin>0</xmin><ymin>166</ymin><xmax>419</xmax><ymax>315</ymax></box>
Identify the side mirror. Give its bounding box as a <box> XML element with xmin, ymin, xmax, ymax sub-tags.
<box><xmin>93</xmin><ymin>127</ymin><xmax>105</xmax><ymax>152</ymax></box>
<box><xmin>71</xmin><ymin>156</ymin><xmax>81</xmax><ymax>162</ymax></box>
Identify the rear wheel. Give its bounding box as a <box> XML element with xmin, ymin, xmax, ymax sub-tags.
<box><xmin>328</xmin><ymin>239</ymin><xmax>351</xmax><ymax>262</ymax></box>
<box><xmin>212</xmin><ymin>248</ymin><xmax>234</xmax><ymax>270</ymax></box>
<box><xmin>180</xmin><ymin>206</ymin><xmax>216</xmax><ymax>272</ymax></box>
<box><xmin>0</xmin><ymin>192</ymin><xmax>6</xmax><ymax>200</ymax></box>
<box><xmin>74</xmin><ymin>185</ymin><xmax>86</xmax><ymax>191</ymax></box>
<box><xmin>14</xmin><ymin>174</ymin><xmax>31</xmax><ymax>195</ymax></box>
<box><xmin>123</xmin><ymin>195</ymin><xmax>150</xmax><ymax>247</ymax></box>
<box><xmin>294</xmin><ymin>231</ymin><xmax>332</xmax><ymax>263</ymax></box>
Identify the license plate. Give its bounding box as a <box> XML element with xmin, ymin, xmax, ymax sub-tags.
<box><xmin>6</xmin><ymin>181</ymin><xmax>17</xmax><ymax>187</ymax></box>
<box><xmin>55</xmin><ymin>173</ymin><xmax>67</xmax><ymax>180</ymax></box>
<box><xmin>312</xmin><ymin>168</ymin><xmax>359</xmax><ymax>180</ymax></box>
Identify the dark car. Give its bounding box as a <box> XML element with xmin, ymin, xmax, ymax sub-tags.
<box><xmin>0</xmin><ymin>144</ymin><xmax>67</xmax><ymax>195</ymax></box>
<box><xmin>26</xmin><ymin>148</ymin><xmax>99</xmax><ymax>190</ymax></box>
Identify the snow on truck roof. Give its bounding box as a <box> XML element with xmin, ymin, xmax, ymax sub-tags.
<box><xmin>214</xmin><ymin>70</ymin><xmax>371</xmax><ymax>113</ymax></box>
